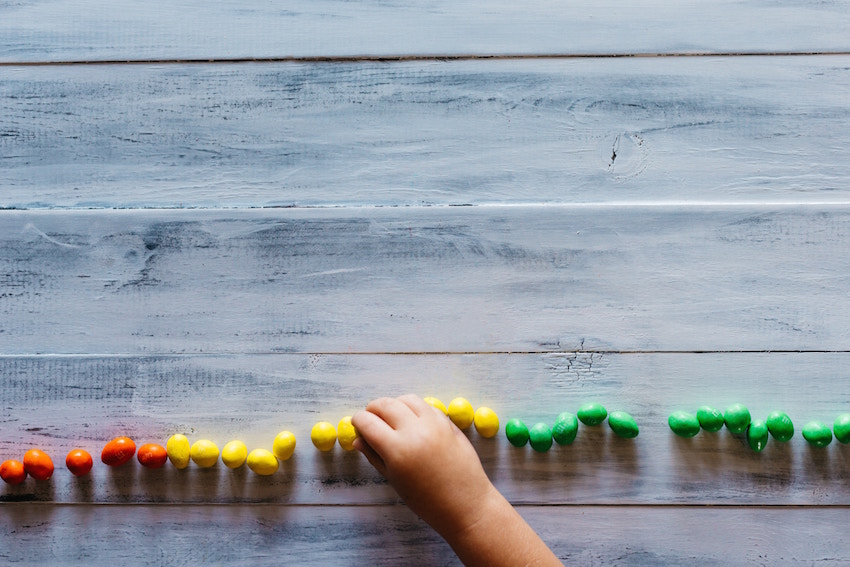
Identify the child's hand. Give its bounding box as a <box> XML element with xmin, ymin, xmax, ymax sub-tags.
<box><xmin>352</xmin><ymin>395</ymin><xmax>495</xmax><ymax>535</ymax></box>
<box><xmin>352</xmin><ymin>395</ymin><xmax>563</xmax><ymax>567</ymax></box>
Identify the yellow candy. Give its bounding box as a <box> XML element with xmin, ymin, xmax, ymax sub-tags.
<box><xmin>424</xmin><ymin>397</ymin><xmax>448</xmax><ymax>415</ymax></box>
<box><xmin>448</xmin><ymin>397</ymin><xmax>475</xmax><ymax>430</ymax></box>
<box><xmin>473</xmin><ymin>406</ymin><xmax>500</xmax><ymax>438</ymax></box>
<box><xmin>166</xmin><ymin>434</ymin><xmax>191</xmax><ymax>470</ymax></box>
<box><xmin>246</xmin><ymin>449</ymin><xmax>279</xmax><ymax>476</ymax></box>
<box><xmin>311</xmin><ymin>421</ymin><xmax>337</xmax><ymax>452</ymax></box>
<box><xmin>272</xmin><ymin>430</ymin><xmax>297</xmax><ymax>461</ymax></box>
<box><xmin>337</xmin><ymin>416</ymin><xmax>359</xmax><ymax>451</ymax></box>
<box><xmin>221</xmin><ymin>440</ymin><xmax>248</xmax><ymax>469</ymax></box>
<box><xmin>189</xmin><ymin>439</ymin><xmax>219</xmax><ymax>468</ymax></box>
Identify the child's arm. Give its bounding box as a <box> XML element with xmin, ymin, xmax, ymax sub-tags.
<box><xmin>352</xmin><ymin>395</ymin><xmax>563</xmax><ymax>567</ymax></box>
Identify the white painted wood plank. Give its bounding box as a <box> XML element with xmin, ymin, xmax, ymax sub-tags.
<box><xmin>1</xmin><ymin>504</ymin><xmax>848</xmax><ymax>566</ymax></box>
<box><xmin>2</xmin><ymin>206</ymin><xmax>850</xmax><ymax>354</ymax></box>
<box><xmin>3</xmin><ymin>57</ymin><xmax>850</xmax><ymax>209</ymax></box>
<box><xmin>2</xmin><ymin>353</ymin><xmax>849</xmax><ymax>505</ymax></box>
<box><xmin>2</xmin><ymin>0</ymin><xmax>850</xmax><ymax>62</ymax></box>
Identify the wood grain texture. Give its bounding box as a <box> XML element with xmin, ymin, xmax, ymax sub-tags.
<box><xmin>3</xmin><ymin>57</ymin><xmax>850</xmax><ymax>209</ymax></box>
<box><xmin>2</xmin><ymin>0</ymin><xmax>850</xmax><ymax>62</ymax></box>
<box><xmin>3</xmin><ymin>206</ymin><xmax>850</xmax><ymax>354</ymax></box>
<box><xmin>1</xmin><ymin>504</ymin><xmax>848</xmax><ymax>566</ymax></box>
<box><xmin>1</xmin><ymin>353</ymin><xmax>848</xmax><ymax>505</ymax></box>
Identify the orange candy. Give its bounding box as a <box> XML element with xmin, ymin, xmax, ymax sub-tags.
<box><xmin>137</xmin><ymin>443</ymin><xmax>168</xmax><ymax>469</ymax></box>
<box><xmin>101</xmin><ymin>437</ymin><xmax>136</xmax><ymax>467</ymax></box>
<box><xmin>65</xmin><ymin>449</ymin><xmax>94</xmax><ymax>477</ymax></box>
<box><xmin>0</xmin><ymin>460</ymin><xmax>27</xmax><ymax>485</ymax></box>
<box><xmin>23</xmin><ymin>449</ymin><xmax>54</xmax><ymax>481</ymax></box>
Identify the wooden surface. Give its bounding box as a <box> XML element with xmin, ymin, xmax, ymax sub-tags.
<box><xmin>3</xmin><ymin>1</ymin><xmax>850</xmax><ymax>565</ymax></box>
<box><xmin>4</xmin><ymin>58</ymin><xmax>850</xmax><ymax>209</ymax></box>
<box><xmin>2</xmin><ymin>0</ymin><xmax>850</xmax><ymax>61</ymax></box>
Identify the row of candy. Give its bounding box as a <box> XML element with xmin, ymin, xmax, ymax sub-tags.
<box><xmin>0</xmin><ymin>420</ymin><xmax>335</xmax><ymax>484</ymax></box>
<box><xmin>0</xmin><ymin>397</ymin><xmax>486</xmax><ymax>485</ymax></box>
<box><xmin>668</xmin><ymin>404</ymin><xmax>850</xmax><ymax>450</ymax></box>
<box><xmin>4</xmin><ymin>398</ymin><xmax>849</xmax><ymax>484</ymax></box>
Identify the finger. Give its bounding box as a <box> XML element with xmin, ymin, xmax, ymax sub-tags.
<box><xmin>351</xmin><ymin>409</ymin><xmax>396</xmax><ymax>456</ymax></box>
<box><xmin>352</xmin><ymin>437</ymin><xmax>387</xmax><ymax>477</ymax></box>
<box><xmin>397</xmin><ymin>394</ymin><xmax>431</xmax><ymax>417</ymax></box>
<box><xmin>364</xmin><ymin>396</ymin><xmax>416</xmax><ymax>430</ymax></box>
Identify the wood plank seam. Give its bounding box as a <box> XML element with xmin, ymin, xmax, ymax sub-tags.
<box><xmin>3</xmin><ymin>51</ymin><xmax>850</xmax><ymax>67</ymax></box>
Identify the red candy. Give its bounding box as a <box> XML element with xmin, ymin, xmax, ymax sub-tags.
<box><xmin>0</xmin><ymin>460</ymin><xmax>27</xmax><ymax>485</ymax></box>
<box><xmin>23</xmin><ymin>449</ymin><xmax>54</xmax><ymax>481</ymax></box>
<box><xmin>137</xmin><ymin>443</ymin><xmax>168</xmax><ymax>469</ymax></box>
<box><xmin>66</xmin><ymin>449</ymin><xmax>94</xmax><ymax>477</ymax></box>
<box><xmin>101</xmin><ymin>437</ymin><xmax>137</xmax><ymax>467</ymax></box>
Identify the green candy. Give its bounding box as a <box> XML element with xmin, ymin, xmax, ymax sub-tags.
<box><xmin>724</xmin><ymin>404</ymin><xmax>751</xmax><ymax>434</ymax></box>
<box><xmin>747</xmin><ymin>419</ymin><xmax>769</xmax><ymax>452</ymax></box>
<box><xmin>607</xmin><ymin>411</ymin><xmax>639</xmax><ymax>439</ymax></box>
<box><xmin>505</xmin><ymin>419</ymin><xmax>530</xmax><ymax>448</ymax></box>
<box><xmin>766</xmin><ymin>411</ymin><xmax>794</xmax><ymax>442</ymax></box>
<box><xmin>528</xmin><ymin>423</ymin><xmax>553</xmax><ymax>452</ymax></box>
<box><xmin>552</xmin><ymin>412</ymin><xmax>578</xmax><ymax>445</ymax></box>
<box><xmin>696</xmin><ymin>406</ymin><xmax>725</xmax><ymax>432</ymax></box>
<box><xmin>802</xmin><ymin>421</ymin><xmax>832</xmax><ymax>448</ymax></box>
<box><xmin>834</xmin><ymin>414</ymin><xmax>850</xmax><ymax>444</ymax></box>
<box><xmin>577</xmin><ymin>402</ymin><xmax>608</xmax><ymax>426</ymax></box>
<box><xmin>668</xmin><ymin>411</ymin><xmax>700</xmax><ymax>438</ymax></box>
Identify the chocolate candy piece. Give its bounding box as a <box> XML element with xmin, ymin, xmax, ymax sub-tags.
<box><xmin>668</xmin><ymin>411</ymin><xmax>700</xmax><ymax>438</ymax></box>
<box><xmin>577</xmin><ymin>403</ymin><xmax>608</xmax><ymax>426</ymax></box>
<box><xmin>747</xmin><ymin>419</ymin><xmax>769</xmax><ymax>452</ymax></box>
<box><xmin>608</xmin><ymin>411</ymin><xmax>639</xmax><ymax>439</ymax></box>
<box><xmin>802</xmin><ymin>421</ymin><xmax>832</xmax><ymax>448</ymax></box>
<box><xmin>834</xmin><ymin>414</ymin><xmax>850</xmax><ymax>444</ymax></box>
<box><xmin>505</xmin><ymin>418</ymin><xmax>530</xmax><ymax>447</ymax></box>
<box><xmin>724</xmin><ymin>404</ymin><xmax>751</xmax><ymax>434</ymax></box>
<box><xmin>696</xmin><ymin>406</ymin><xmax>724</xmax><ymax>432</ymax></box>
<box><xmin>528</xmin><ymin>423</ymin><xmax>553</xmax><ymax>452</ymax></box>
<box><xmin>552</xmin><ymin>412</ymin><xmax>578</xmax><ymax>445</ymax></box>
<box><xmin>766</xmin><ymin>411</ymin><xmax>794</xmax><ymax>442</ymax></box>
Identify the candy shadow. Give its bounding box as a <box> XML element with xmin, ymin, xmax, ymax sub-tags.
<box><xmin>69</xmin><ymin>471</ymin><xmax>96</xmax><ymax>503</ymax></box>
<box><xmin>106</xmin><ymin>461</ymin><xmax>138</xmax><ymax>502</ymax></box>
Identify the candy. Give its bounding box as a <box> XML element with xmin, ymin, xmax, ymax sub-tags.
<box><xmin>247</xmin><ymin>449</ymin><xmax>279</xmax><ymax>476</ymax></box>
<box><xmin>505</xmin><ymin>419</ymin><xmax>530</xmax><ymax>447</ymax></box>
<box><xmin>766</xmin><ymin>411</ymin><xmax>794</xmax><ymax>442</ymax></box>
<box><xmin>101</xmin><ymin>437</ymin><xmax>136</xmax><ymax>467</ymax></box>
<box><xmin>424</xmin><ymin>397</ymin><xmax>448</xmax><ymax>415</ymax></box>
<box><xmin>747</xmin><ymin>420</ymin><xmax>769</xmax><ymax>452</ymax></box>
<box><xmin>724</xmin><ymin>404</ymin><xmax>751</xmax><ymax>434</ymax></box>
<box><xmin>577</xmin><ymin>403</ymin><xmax>607</xmax><ymax>426</ymax></box>
<box><xmin>608</xmin><ymin>411</ymin><xmax>639</xmax><ymax>439</ymax></box>
<box><xmin>668</xmin><ymin>411</ymin><xmax>700</xmax><ymax>438</ymax></box>
<box><xmin>66</xmin><ymin>449</ymin><xmax>93</xmax><ymax>476</ymax></box>
<box><xmin>166</xmin><ymin>434</ymin><xmax>191</xmax><ymax>469</ymax></box>
<box><xmin>447</xmin><ymin>397</ymin><xmax>475</xmax><ymax>430</ymax></box>
<box><xmin>833</xmin><ymin>414</ymin><xmax>850</xmax><ymax>444</ymax></box>
<box><xmin>337</xmin><ymin>417</ymin><xmax>359</xmax><ymax>451</ymax></box>
<box><xmin>190</xmin><ymin>439</ymin><xmax>220</xmax><ymax>468</ymax></box>
<box><xmin>0</xmin><ymin>460</ymin><xmax>26</xmax><ymax>485</ymax></box>
<box><xmin>273</xmin><ymin>430</ymin><xmax>297</xmax><ymax>461</ymax></box>
<box><xmin>696</xmin><ymin>406</ymin><xmax>725</xmax><ymax>432</ymax></box>
<box><xmin>802</xmin><ymin>421</ymin><xmax>832</xmax><ymax>448</ymax></box>
<box><xmin>23</xmin><ymin>449</ymin><xmax>54</xmax><ymax>481</ymax></box>
<box><xmin>473</xmin><ymin>407</ymin><xmax>500</xmax><ymax>438</ymax></box>
<box><xmin>552</xmin><ymin>412</ymin><xmax>578</xmax><ymax>445</ymax></box>
<box><xmin>137</xmin><ymin>444</ymin><xmax>168</xmax><ymax>469</ymax></box>
<box><xmin>311</xmin><ymin>421</ymin><xmax>337</xmax><ymax>452</ymax></box>
<box><xmin>221</xmin><ymin>441</ymin><xmax>248</xmax><ymax>469</ymax></box>
<box><xmin>529</xmin><ymin>423</ymin><xmax>553</xmax><ymax>452</ymax></box>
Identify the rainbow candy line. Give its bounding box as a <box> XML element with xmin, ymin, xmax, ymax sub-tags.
<box><xmin>2</xmin><ymin>398</ymin><xmax>849</xmax><ymax>485</ymax></box>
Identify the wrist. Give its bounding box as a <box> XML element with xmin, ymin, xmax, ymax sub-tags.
<box><xmin>437</xmin><ymin>483</ymin><xmax>509</xmax><ymax>550</ymax></box>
